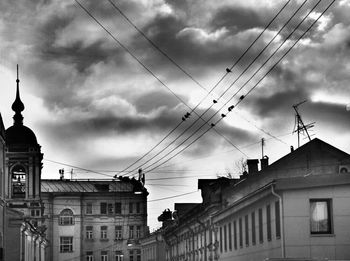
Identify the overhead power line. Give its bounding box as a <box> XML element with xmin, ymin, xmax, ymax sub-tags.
<box><xmin>143</xmin><ymin>0</ymin><xmax>335</xmax><ymax>174</ymax></box>
<box><xmin>74</xmin><ymin>0</ymin><xmax>248</xmax><ymax>173</ymax></box>
<box><xmin>127</xmin><ymin>0</ymin><xmax>315</xmax><ymax>175</ymax></box>
<box><xmin>117</xmin><ymin>0</ymin><xmax>295</xmax><ymax>175</ymax></box>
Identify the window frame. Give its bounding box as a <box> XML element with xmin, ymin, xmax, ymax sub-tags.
<box><xmin>129</xmin><ymin>225</ymin><xmax>134</xmax><ymax>239</ymax></box>
<box><xmin>100</xmin><ymin>202</ymin><xmax>107</xmax><ymax>215</ymax></box>
<box><xmin>59</xmin><ymin>209</ymin><xmax>74</xmax><ymax>226</ymax></box>
<box><xmin>86</xmin><ymin>202</ymin><xmax>93</xmax><ymax>215</ymax></box>
<box><xmin>115</xmin><ymin>226</ymin><xmax>123</xmax><ymax>240</ymax></box>
<box><xmin>258</xmin><ymin>208</ymin><xmax>263</xmax><ymax>243</ymax></box>
<box><xmin>310</xmin><ymin>199</ymin><xmax>332</xmax><ymax>235</ymax></box>
<box><xmin>60</xmin><ymin>236</ymin><xmax>73</xmax><ymax>253</ymax></box>
<box><xmin>115</xmin><ymin>202</ymin><xmax>122</xmax><ymax>214</ymax></box>
<box><xmin>101</xmin><ymin>226</ymin><xmax>108</xmax><ymax>239</ymax></box>
<box><xmin>101</xmin><ymin>250</ymin><xmax>108</xmax><ymax>261</ymax></box>
<box><xmin>275</xmin><ymin>201</ymin><xmax>281</xmax><ymax>239</ymax></box>
<box><xmin>266</xmin><ymin>204</ymin><xmax>272</xmax><ymax>241</ymax></box>
<box><xmin>129</xmin><ymin>202</ymin><xmax>134</xmax><ymax>214</ymax></box>
<box><xmin>86</xmin><ymin>226</ymin><xmax>93</xmax><ymax>239</ymax></box>
<box><xmin>86</xmin><ymin>251</ymin><xmax>93</xmax><ymax>261</ymax></box>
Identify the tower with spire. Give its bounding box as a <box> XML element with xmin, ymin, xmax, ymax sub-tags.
<box><xmin>0</xmin><ymin>65</ymin><xmax>47</xmax><ymax>261</ymax></box>
<box><xmin>4</xmin><ymin>65</ymin><xmax>43</xmax><ymax>213</ymax></box>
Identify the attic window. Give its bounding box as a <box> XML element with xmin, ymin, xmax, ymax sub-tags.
<box><xmin>340</xmin><ymin>167</ymin><xmax>348</xmax><ymax>173</ymax></box>
<box><xmin>94</xmin><ymin>184</ymin><xmax>110</xmax><ymax>192</ymax></box>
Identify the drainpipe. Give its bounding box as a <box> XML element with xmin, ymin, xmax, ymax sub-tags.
<box><xmin>271</xmin><ymin>185</ymin><xmax>285</xmax><ymax>258</ymax></box>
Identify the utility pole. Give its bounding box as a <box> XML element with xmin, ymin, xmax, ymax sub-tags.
<box><xmin>292</xmin><ymin>100</ymin><xmax>315</xmax><ymax>147</ymax></box>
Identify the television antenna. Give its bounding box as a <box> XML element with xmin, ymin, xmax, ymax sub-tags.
<box><xmin>292</xmin><ymin>100</ymin><xmax>315</xmax><ymax>147</ymax></box>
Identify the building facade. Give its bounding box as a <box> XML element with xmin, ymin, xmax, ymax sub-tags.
<box><xmin>0</xmin><ymin>113</ymin><xmax>6</xmax><ymax>261</ymax></box>
<box><xmin>41</xmin><ymin>177</ymin><xmax>148</xmax><ymax>261</ymax></box>
<box><xmin>140</xmin><ymin>229</ymin><xmax>165</xmax><ymax>261</ymax></box>
<box><xmin>162</xmin><ymin>139</ymin><xmax>350</xmax><ymax>261</ymax></box>
<box><xmin>162</xmin><ymin>178</ymin><xmax>236</xmax><ymax>261</ymax></box>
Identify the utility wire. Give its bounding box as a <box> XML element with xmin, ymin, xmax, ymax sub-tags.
<box><xmin>128</xmin><ymin>0</ymin><xmax>312</xmax><ymax>174</ymax></box>
<box><xmin>74</xmin><ymin>0</ymin><xmax>250</xmax><ymax>174</ymax></box>
<box><xmin>115</xmin><ymin>0</ymin><xmax>293</xmax><ymax>175</ymax></box>
<box><xmin>144</xmin><ymin>0</ymin><xmax>333</xmax><ymax>174</ymax></box>
<box><xmin>107</xmin><ymin>0</ymin><xmax>210</xmax><ymax>94</ymax></box>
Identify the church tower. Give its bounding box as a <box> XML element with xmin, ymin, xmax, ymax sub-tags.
<box><xmin>4</xmin><ymin>65</ymin><xmax>43</xmax><ymax>217</ymax></box>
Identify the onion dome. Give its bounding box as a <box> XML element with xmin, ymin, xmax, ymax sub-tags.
<box><xmin>5</xmin><ymin>65</ymin><xmax>38</xmax><ymax>145</ymax></box>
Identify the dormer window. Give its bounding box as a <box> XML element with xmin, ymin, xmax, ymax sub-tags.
<box><xmin>11</xmin><ymin>165</ymin><xmax>26</xmax><ymax>198</ymax></box>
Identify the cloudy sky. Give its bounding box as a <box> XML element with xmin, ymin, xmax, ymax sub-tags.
<box><xmin>0</xmin><ymin>0</ymin><xmax>349</xmax><ymax>229</ymax></box>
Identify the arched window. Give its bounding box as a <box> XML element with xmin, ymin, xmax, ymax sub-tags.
<box><xmin>59</xmin><ymin>209</ymin><xmax>74</xmax><ymax>225</ymax></box>
<box><xmin>11</xmin><ymin>165</ymin><xmax>26</xmax><ymax>198</ymax></box>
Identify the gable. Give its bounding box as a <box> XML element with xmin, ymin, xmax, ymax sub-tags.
<box><xmin>265</xmin><ymin>138</ymin><xmax>350</xmax><ymax>176</ymax></box>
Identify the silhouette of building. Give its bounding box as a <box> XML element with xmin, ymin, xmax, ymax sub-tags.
<box><xmin>162</xmin><ymin>139</ymin><xmax>350</xmax><ymax>261</ymax></box>
<box><xmin>41</xmin><ymin>177</ymin><xmax>148</xmax><ymax>261</ymax></box>
<box><xmin>1</xmin><ymin>66</ymin><xmax>48</xmax><ymax>261</ymax></box>
<box><xmin>0</xmin><ymin>113</ymin><xmax>6</xmax><ymax>261</ymax></box>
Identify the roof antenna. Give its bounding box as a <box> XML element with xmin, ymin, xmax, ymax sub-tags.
<box><xmin>292</xmin><ymin>100</ymin><xmax>315</xmax><ymax>147</ymax></box>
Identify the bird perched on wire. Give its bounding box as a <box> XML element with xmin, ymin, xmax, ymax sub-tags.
<box><xmin>228</xmin><ymin>105</ymin><xmax>234</xmax><ymax>111</ymax></box>
<box><xmin>213</xmin><ymin>99</ymin><xmax>218</xmax><ymax>104</ymax></box>
<box><xmin>221</xmin><ymin>114</ymin><xmax>226</xmax><ymax>118</ymax></box>
<box><xmin>226</xmin><ymin>68</ymin><xmax>232</xmax><ymax>73</ymax></box>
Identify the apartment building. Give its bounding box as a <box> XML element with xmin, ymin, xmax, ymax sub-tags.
<box><xmin>162</xmin><ymin>139</ymin><xmax>350</xmax><ymax>261</ymax></box>
<box><xmin>41</xmin><ymin>177</ymin><xmax>148</xmax><ymax>261</ymax></box>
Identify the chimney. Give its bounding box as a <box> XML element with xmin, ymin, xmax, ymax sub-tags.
<box><xmin>260</xmin><ymin>156</ymin><xmax>269</xmax><ymax>170</ymax></box>
<box><xmin>247</xmin><ymin>159</ymin><xmax>259</xmax><ymax>175</ymax></box>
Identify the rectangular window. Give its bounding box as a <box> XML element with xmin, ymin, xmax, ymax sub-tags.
<box><xmin>115</xmin><ymin>251</ymin><xmax>123</xmax><ymax>261</ymax></box>
<box><xmin>129</xmin><ymin>203</ymin><xmax>133</xmax><ymax>214</ymax></box>
<box><xmin>115</xmin><ymin>226</ymin><xmax>122</xmax><ymax>240</ymax></box>
<box><xmin>101</xmin><ymin>251</ymin><xmax>108</xmax><ymax>261</ymax></box>
<box><xmin>101</xmin><ymin>203</ymin><xmax>107</xmax><ymax>215</ymax></box>
<box><xmin>310</xmin><ymin>199</ymin><xmax>332</xmax><ymax>234</ymax></box>
<box><xmin>259</xmin><ymin>208</ymin><xmax>263</xmax><ymax>243</ymax></box>
<box><xmin>228</xmin><ymin>223</ymin><xmax>232</xmax><ymax>251</ymax></box>
<box><xmin>108</xmin><ymin>203</ymin><xmax>114</xmax><ymax>215</ymax></box>
<box><xmin>233</xmin><ymin>220</ymin><xmax>237</xmax><ymax>250</ymax></box>
<box><xmin>60</xmin><ymin>237</ymin><xmax>73</xmax><ymax>253</ymax></box>
<box><xmin>129</xmin><ymin>250</ymin><xmax>134</xmax><ymax>261</ymax></box>
<box><xmin>136</xmin><ymin>202</ymin><xmax>141</xmax><ymax>213</ymax></box>
<box><xmin>115</xmin><ymin>202</ymin><xmax>122</xmax><ymax>214</ymax></box>
<box><xmin>245</xmin><ymin>215</ymin><xmax>249</xmax><ymax>246</ymax></box>
<box><xmin>136</xmin><ymin>249</ymin><xmax>141</xmax><ymax>261</ymax></box>
<box><xmin>86</xmin><ymin>203</ymin><xmax>93</xmax><ymax>215</ymax></box>
<box><xmin>86</xmin><ymin>251</ymin><xmax>93</xmax><ymax>261</ymax></box>
<box><xmin>275</xmin><ymin>201</ymin><xmax>281</xmax><ymax>238</ymax></box>
<box><xmin>101</xmin><ymin>226</ymin><xmax>108</xmax><ymax>239</ymax></box>
<box><xmin>267</xmin><ymin>204</ymin><xmax>272</xmax><ymax>241</ymax></box>
<box><xmin>219</xmin><ymin>226</ymin><xmax>223</xmax><ymax>253</ymax></box>
<box><xmin>136</xmin><ymin>226</ymin><xmax>141</xmax><ymax>239</ymax></box>
<box><xmin>251</xmin><ymin>212</ymin><xmax>256</xmax><ymax>245</ymax></box>
<box><xmin>129</xmin><ymin>226</ymin><xmax>134</xmax><ymax>239</ymax></box>
<box><xmin>239</xmin><ymin>218</ymin><xmax>243</xmax><ymax>248</ymax></box>
<box><xmin>224</xmin><ymin>225</ymin><xmax>227</xmax><ymax>252</ymax></box>
<box><xmin>86</xmin><ymin>226</ymin><xmax>93</xmax><ymax>239</ymax></box>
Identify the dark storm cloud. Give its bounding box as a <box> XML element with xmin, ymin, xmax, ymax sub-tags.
<box><xmin>306</xmin><ymin>102</ymin><xmax>350</xmax><ymax>132</ymax></box>
<box><xmin>132</xmin><ymin>90</ymin><xmax>182</xmax><ymax>113</ymax></box>
<box><xmin>210</xmin><ymin>6</ymin><xmax>266</xmax><ymax>34</ymax></box>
